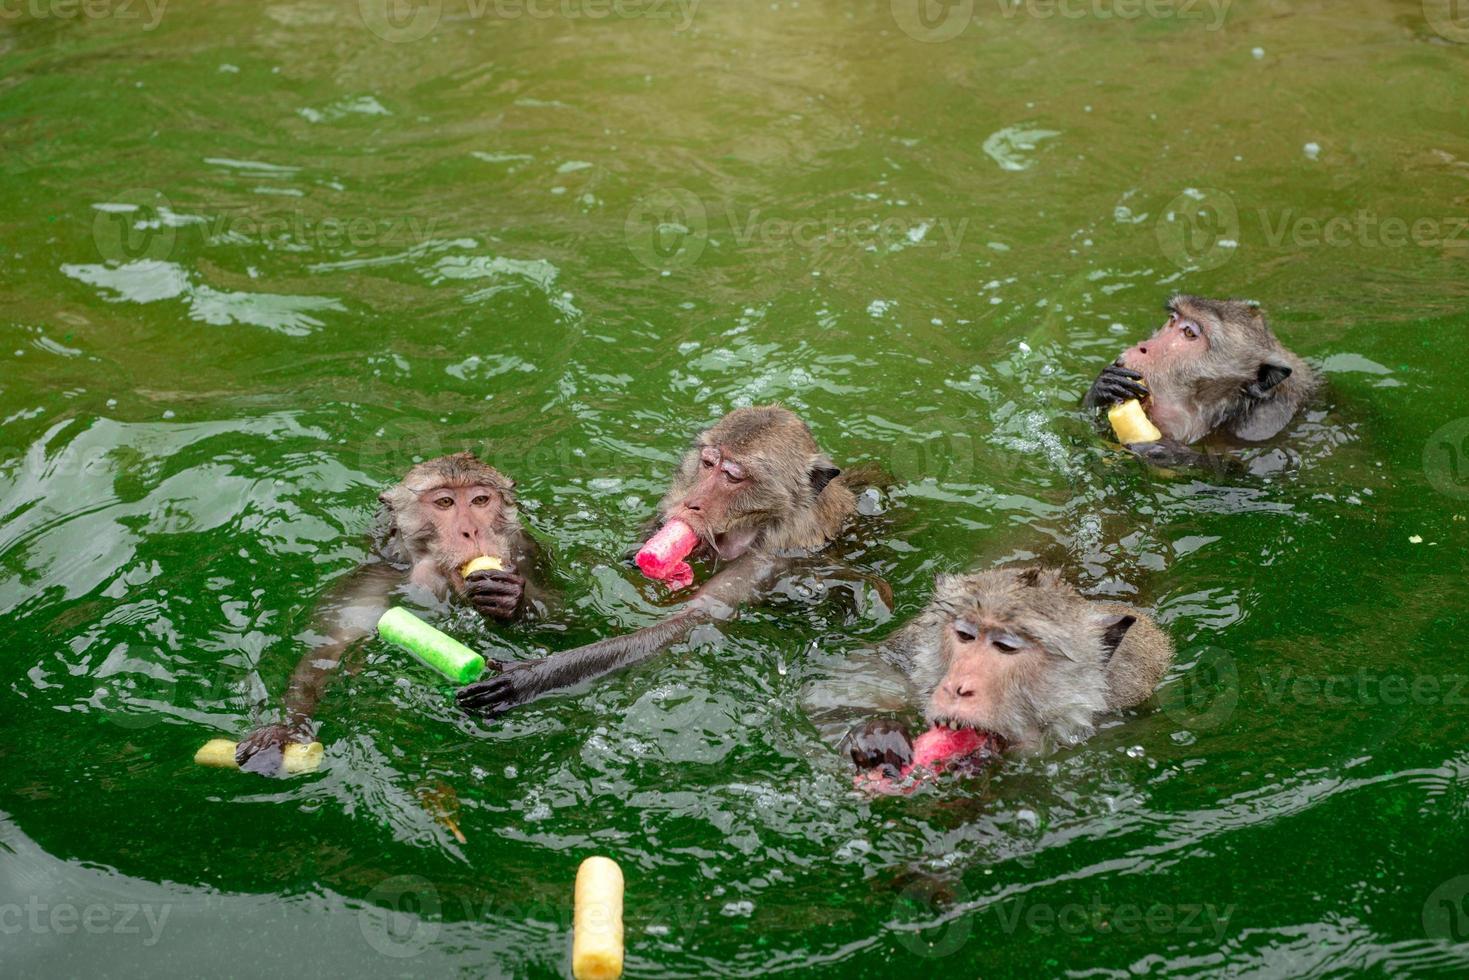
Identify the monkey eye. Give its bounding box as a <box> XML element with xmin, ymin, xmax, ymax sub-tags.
<box><xmin>700</xmin><ymin>448</ymin><xmax>718</xmax><ymax>469</ymax></box>
<box><xmin>1180</xmin><ymin>320</ymin><xmax>1201</xmax><ymax>340</ymax></box>
<box><xmin>433</xmin><ymin>497</ymin><xmax>455</xmax><ymax>510</ymax></box>
<box><xmin>471</xmin><ymin>494</ymin><xmax>491</xmax><ymax>507</ymax></box>
<box><xmin>952</xmin><ymin>619</ymin><xmax>980</xmax><ymax>644</ymax></box>
<box><xmin>991</xmin><ymin>631</ymin><xmax>1025</xmax><ymax>654</ymax></box>
<box><xmin>722</xmin><ymin>461</ymin><xmax>746</xmax><ymax>483</ymax></box>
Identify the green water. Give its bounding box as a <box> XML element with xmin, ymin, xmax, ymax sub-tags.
<box><xmin>3</xmin><ymin>0</ymin><xmax>1469</xmax><ymax>975</ymax></box>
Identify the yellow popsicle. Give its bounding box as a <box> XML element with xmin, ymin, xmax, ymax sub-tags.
<box><xmin>1108</xmin><ymin>399</ymin><xmax>1162</xmax><ymax>444</ymax></box>
<box><xmin>193</xmin><ymin>738</ymin><xmax>323</xmax><ymax>774</ymax></box>
<box><xmin>461</xmin><ymin>555</ymin><xmax>505</xmax><ymax>577</ymax></box>
<box><xmin>573</xmin><ymin>856</ymin><xmax>625</xmax><ymax>980</ymax></box>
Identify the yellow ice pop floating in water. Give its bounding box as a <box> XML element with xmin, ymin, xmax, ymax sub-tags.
<box><xmin>573</xmin><ymin>856</ymin><xmax>625</xmax><ymax>980</ymax></box>
<box><xmin>462</xmin><ymin>555</ymin><xmax>504</xmax><ymax>577</ymax></box>
<box><xmin>1108</xmin><ymin>398</ymin><xmax>1162</xmax><ymax>444</ymax></box>
<box><xmin>194</xmin><ymin>738</ymin><xmax>323</xmax><ymax>773</ymax></box>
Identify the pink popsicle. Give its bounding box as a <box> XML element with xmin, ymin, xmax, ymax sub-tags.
<box><xmin>856</xmin><ymin>724</ymin><xmax>995</xmax><ymax>795</ymax></box>
<box><xmin>636</xmin><ymin>519</ymin><xmax>698</xmax><ymax>589</ymax></box>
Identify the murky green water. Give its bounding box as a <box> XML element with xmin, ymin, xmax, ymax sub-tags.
<box><xmin>3</xmin><ymin>0</ymin><xmax>1469</xmax><ymax>976</ymax></box>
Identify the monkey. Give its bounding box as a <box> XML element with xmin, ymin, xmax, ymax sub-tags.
<box><xmin>456</xmin><ymin>405</ymin><xmax>884</xmax><ymax>718</ymax></box>
<box><xmin>814</xmin><ymin>567</ymin><xmax>1175</xmax><ymax>778</ymax></box>
<box><xmin>1083</xmin><ymin>295</ymin><xmax>1319</xmax><ymax>467</ymax></box>
<box><xmin>235</xmin><ymin>452</ymin><xmax>549</xmax><ymax>774</ymax></box>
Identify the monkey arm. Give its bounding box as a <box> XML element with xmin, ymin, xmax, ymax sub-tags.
<box><xmin>236</xmin><ymin>561</ymin><xmax>402</xmax><ymax>773</ymax></box>
<box><xmin>455</xmin><ymin>555</ymin><xmax>783</xmax><ymax>718</ymax></box>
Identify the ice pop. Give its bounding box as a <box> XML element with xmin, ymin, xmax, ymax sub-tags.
<box><xmin>635</xmin><ymin>520</ymin><xmax>697</xmax><ymax>589</ymax></box>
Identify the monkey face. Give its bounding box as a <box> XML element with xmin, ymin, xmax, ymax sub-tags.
<box><xmin>1119</xmin><ymin>301</ymin><xmax>1211</xmax><ymax>376</ymax></box>
<box><xmin>378</xmin><ymin>453</ymin><xmax>520</xmax><ymax>586</ymax></box>
<box><xmin>659</xmin><ymin>406</ymin><xmax>843</xmax><ymax>562</ymax></box>
<box><xmin>414</xmin><ymin>483</ymin><xmax>515</xmax><ymax>578</ymax></box>
<box><xmin>926</xmin><ymin>617</ymin><xmax>1045</xmax><ymax>740</ymax></box>
<box><xmin>666</xmin><ymin>444</ymin><xmax>763</xmax><ymax>560</ymax></box>
<box><xmin>916</xmin><ymin>568</ymin><xmax>1117</xmax><ymax>749</ymax></box>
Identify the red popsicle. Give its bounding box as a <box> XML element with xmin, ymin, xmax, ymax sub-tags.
<box><xmin>856</xmin><ymin>724</ymin><xmax>995</xmax><ymax>795</ymax></box>
<box><xmin>635</xmin><ymin>519</ymin><xmax>698</xmax><ymax>589</ymax></box>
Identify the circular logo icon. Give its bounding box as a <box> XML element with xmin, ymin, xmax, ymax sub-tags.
<box><xmin>890</xmin><ymin>0</ymin><xmax>974</xmax><ymax>42</ymax></box>
<box><xmin>1157</xmin><ymin>645</ymin><xmax>1239</xmax><ymax>731</ymax></box>
<box><xmin>358</xmin><ymin>0</ymin><xmax>442</xmax><ymax>43</ymax></box>
<box><xmin>889</xmin><ymin>877</ymin><xmax>972</xmax><ymax>959</ymax></box>
<box><xmin>1423</xmin><ymin>875</ymin><xmax>1469</xmax><ymax>941</ymax></box>
<box><xmin>359</xmin><ymin>874</ymin><xmax>441</xmax><ymax>958</ymax></box>
<box><xmin>91</xmin><ymin>189</ymin><xmax>178</xmax><ymax>264</ymax></box>
<box><xmin>1424</xmin><ymin>418</ymin><xmax>1469</xmax><ymax>500</ymax></box>
<box><xmin>1424</xmin><ymin>0</ymin><xmax>1469</xmax><ymax>43</ymax></box>
<box><xmin>1155</xmin><ymin>188</ymin><xmax>1239</xmax><ymax>271</ymax></box>
<box><xmin>624</xmin><ymin>188</ymin><xmax>708</xmax><ymax>270</ymax></box>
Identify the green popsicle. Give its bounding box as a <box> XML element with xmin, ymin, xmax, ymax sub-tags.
<box><xmin>377</xmin><ymin>607</ymin><xmax>487</xmax><ymax>684</ymax></box>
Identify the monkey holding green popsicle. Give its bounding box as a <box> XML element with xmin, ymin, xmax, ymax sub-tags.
<box><xmin>223</xmin><ymin>453</ymin><xmax>551</xmax><ymax>776</ymax></box>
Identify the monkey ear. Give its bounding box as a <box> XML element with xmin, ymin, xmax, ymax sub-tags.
<box><xmin>808</xmin><ymin>458</ymin><xmax>841</xmax><ymax>496</ymax></box>
<box><xmin>1097</xmin><ymin>613</ymin><xmax>1136</xmax><ymax>663</ymax></box>
<box><xmin>1246</xmin><ymin>360</ymin><xmax>1292</xmax><ymax>399</ymax></box>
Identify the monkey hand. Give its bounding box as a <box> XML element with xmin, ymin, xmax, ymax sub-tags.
<box><xmin>235</xmin><ymin>721</ymin><xmax>314</xmax><ymax>776</ymax></box>
<box><xmin>465</xmin><ymin>568</ymin><xmax>525</xmax><ymax>621</ymax></box>
<box><xmin>1083</xmin><ymin>364</ymin><xmax>1149</xmax><ymax>409</ymax></box>
<box><xmin>840</xmin><ymin>718</ymin><xmax>914</xmax><ymax>778</ymax></box>
<box><xmin>455</xmin><ymin>660</ymin><xmax>538</xmax><ymax>718</ymax></box>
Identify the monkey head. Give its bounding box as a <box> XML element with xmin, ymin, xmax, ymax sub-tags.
<box><xmin>375</xmin><ymin>452</ymin><xmax>520</xmax><ymax>590</ymax></box>
<box><xmin>908</xmin><ymin>567</ymin><xmax>1137</xmax><ymax>750</ymax></box>
<box><xmin>656</xmin><ymin>405</ymin><xmax>846</xmax><ymax>559</ymax></box>
<box><xmin>1115</xmin><ymin>294</ymin><xmax>1312</xmax><ymax>443</ymax></box>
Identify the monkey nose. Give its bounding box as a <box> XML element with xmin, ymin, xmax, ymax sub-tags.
<box><xmin>1138</xmin><ymin>345</ymin><xmax>1148</xmax><ymax>355</ymax></box>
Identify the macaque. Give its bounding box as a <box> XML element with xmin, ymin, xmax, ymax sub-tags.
<box><xmin>1084</xmin><ymin>295</ymin><xmax>1318</xmax><ymax>465</ymax></box>
<box><xmin>236</xmin><ymin>452</ymin><xmax>546</xmax><ymax>774</ymax></box>
<box><xmin>826</xmin><ymin>567</ymin><xmax>1175</xmax><ymax>778</ymax></box>
<box><xmin>456</xmin><ymin>405</ymin><xmax>880</xmax><ymax>718</ymax></box>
